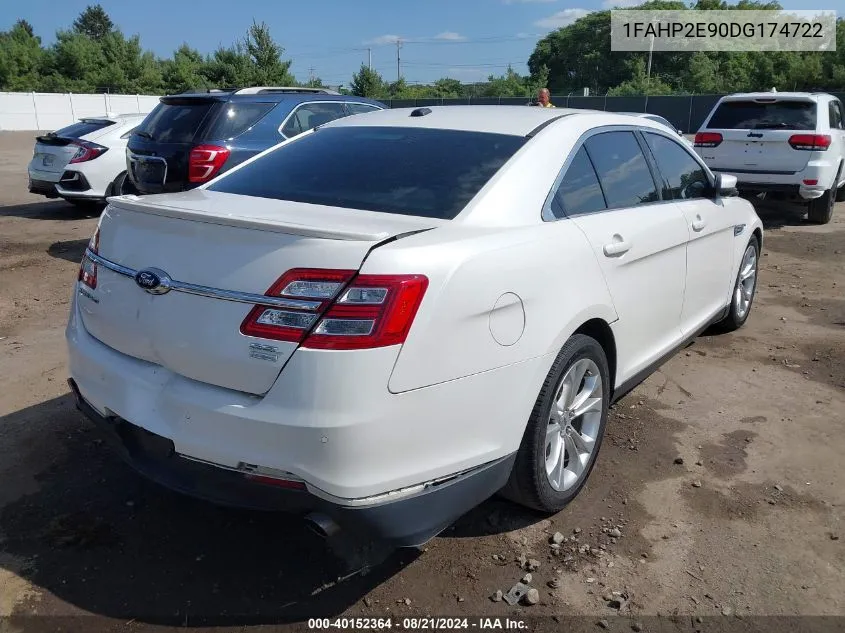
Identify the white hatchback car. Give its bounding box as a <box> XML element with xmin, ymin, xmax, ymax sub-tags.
<box><xmin>28</xmin><ymin>113</ymin><xmax>147</xmax><ymax>206</ymax></box>
<box><xmin>66</xmin><ymin>107</ymin><xmax>763</xmax><ymax>547</ymax></box>
<box><xmin>694</xmin><ymin>92</ymin><xmax>845</xmax><ymax>224</ymax></box>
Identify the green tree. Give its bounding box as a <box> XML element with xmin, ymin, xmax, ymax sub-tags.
<box><xmin>243</xmin><ymin>20</ymin><xmax>295</xmax><ymax>86</ymax></box>
<box><xmin>350</xmin><ymin>64</ymin><xmax>386</xmax><ymax>98</ymax></box>
<box><xmin>72</xmin><ymin>4</ymin><xmax>115</xmax><ymax>41</ymax></box>
<box><xmin>0</xmin><ymin>20</ymin><xmax>45</xmax><ymax>90</ymax></box>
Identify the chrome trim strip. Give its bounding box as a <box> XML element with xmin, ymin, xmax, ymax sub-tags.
<box><xmin>84</xmin><ymin>249</ymin><xmax>322</xmax><ymax>310</ymax></box>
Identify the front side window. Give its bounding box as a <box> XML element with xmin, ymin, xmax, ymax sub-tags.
<box><xmin>644</xmin><ymin>132</ymin><xmax>710</xmax><ymax>200</ymax></box>
<box><xmin>552</xmin><ymin>146</ymin><xmax>606</xmax><ymax>218</ymax></box>
<box><xmin>584</xmin><ymin>131</ymin><xmax>659</xmax><ymax>208</ymax></box>
<box><xmin>281</xmin><ymin>102</ymin><xmax>349</xmax><ymax>138</ymax></box>
<box><xmin>209</xmin><ymin>126</ymin><xmax>527</xmax><ymax>219</ymax></box>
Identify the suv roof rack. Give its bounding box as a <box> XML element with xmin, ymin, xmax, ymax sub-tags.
<box><xmin>176</xmin><ymin>87</ymin><xmax>241</xmax><ymax>94</ymax></box>
<box><xmin>233</xmin><ymin>86</ymin><xmax>340</xmax><ymax>96</ymax></box>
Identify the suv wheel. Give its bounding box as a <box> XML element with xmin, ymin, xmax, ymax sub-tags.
<box><xmin>501</xmin><ymin>334</ymin><xmax>610</xmax><ymax>512</ymax></box>
<box><xmin>807</xmin><ymin>188</ymin><xmax>835</xmax><ymax>224</ymax></box>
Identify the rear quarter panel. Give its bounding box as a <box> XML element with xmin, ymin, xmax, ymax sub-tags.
<box><xmin>362</xmin><ymin>222</ymin><xmax>617</xmax><ymax>394</ymax></box>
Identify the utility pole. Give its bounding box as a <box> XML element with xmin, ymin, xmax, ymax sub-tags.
<box><xmin>367</xmin><ymin>47</ymin><xmax>372</xmax><ymax>70</ymax></box>
<box><xmin>396</xmin><ymin>39</ymin><xmax>403</xmax><ymax>82</ymax></box>
<box><xmin>308</xmin><ymin>67</ymin><xmax>315</xmax><ymax>85</ymax></box>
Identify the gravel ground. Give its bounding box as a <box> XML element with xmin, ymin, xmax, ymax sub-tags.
<box><xmin>1</xmin><ymin>130</ymin><xmax>843</xmax><ymax>632</ymax></box>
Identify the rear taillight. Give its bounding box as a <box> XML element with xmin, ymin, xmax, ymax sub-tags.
<box><xmin>78</xmin><ymin>227</ymin><xmax>100</xmax><ymax>289</ymax></box>
<box><xmin>694</xmin><ymin>132</ymin><xmax>723</xmax><ymax>148</ymax></box>
<box><xmin>788</xmin><ymin>134</ymin><xmax>831</xmax><ymax>151</ymax></box>
<box><xmin>69</xmin><ymin>140</ymin><xmax>108</xmax><ymax>164</ymax></box>
<box><xmin>188</xmin><ymin>144</ymin><xmax>230</xmax><ymax>183</ymax></box>
<box><xmin>240</xmin><ymin>269</ymin><xmax>429</xmax><ymax>350</ymax></box>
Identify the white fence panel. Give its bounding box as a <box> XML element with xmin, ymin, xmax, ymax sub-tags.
<box><xmin>0</xmin><ymin>91</ymin><xmax>162</xmax><ymax>131</ymax></box>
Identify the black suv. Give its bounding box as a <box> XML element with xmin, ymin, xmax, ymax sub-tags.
<box><xmin>124</xmin><ymin>87</ymin><xmax>384</xmax><ymax>195</ymax></box>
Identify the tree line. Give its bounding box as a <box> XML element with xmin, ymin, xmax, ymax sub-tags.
<box><xmin>1</xmin><ymin>2</ymin><xmax>843</xmax><ymax>101</ymax></box>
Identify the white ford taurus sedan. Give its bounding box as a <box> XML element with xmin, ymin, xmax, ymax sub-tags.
<box><xmin>66</xmin><ymin>106</ymin><xmax>763</xmax><ymax>547</ymax></box>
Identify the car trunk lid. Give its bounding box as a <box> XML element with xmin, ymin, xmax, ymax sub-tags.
<box><xmin>78</xmin><ymin>190</ymin><xmax>440</xmax><ymax>395</ymax></box>
<box><xmin>698</xmin><ymin>97</ymin><xmax>818</xmax><ymax>174</ymax></box>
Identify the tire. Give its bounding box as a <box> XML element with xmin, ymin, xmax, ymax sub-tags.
<box><xmin>501</xmin><ymin>334</ymin><xmax>610</xmax><ymax>513</ymax></box>
<box><xmin>807</xmin><ymin>189</ymin><xmax>835</xmax><ymax>224</ymax></box>
<box><xmin>110</xmin><ymin>171</ymin><xmax>135</xmax><ymax>196</ymax></box>
<box><xmin>716</xmin><ymin>237</ymin><xmax>760</xmax><ymax>332</ymax></box>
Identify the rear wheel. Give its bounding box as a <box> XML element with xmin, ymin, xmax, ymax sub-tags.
<box><xmin>110</xmin><ymin>171</ymin><xmax>136</xmax><ymax>196</ymax></box>
<box><xmin>807</xmin><ymin>189</ymin><xmax>834</xmax><ymax>224</ymax></box>
<box><xmin>501</xmin><ymin>334</ymin><xmax>610</xmax><ymax>512</ymax></box>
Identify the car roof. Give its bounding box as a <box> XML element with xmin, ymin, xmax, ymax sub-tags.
<box><xmin>719</xmin><ymin>91</ymin><xmax>834</xmax><ymax>102</ymax></box>
<box><xmin>320</xmin><ymin>105</ymin><xmax>670</xmax><ymax>137</ymax></box>
<box><xmin>166</xmin><ymin>89</ymin><xmax>382</xmax><ymax>106</ymax></box>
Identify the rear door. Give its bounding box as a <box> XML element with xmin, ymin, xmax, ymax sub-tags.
<box><xmin>642</xmin><ymin>130</ymin><xmax>735</xmax><ymax>334</ymax></box>
<box><xmin>697</xmin><ymin>97</ymin><xmax>818</xmax><ymax>174</ymax></box>
<box><xmin>556</xmin><ymin>130</ymin><xmax>689</xmax><ymax>381</ymax></box>
<box><xmin>126</xmin><ymin>96</ymin><xmax>220</xmax><ymax>193</ymax></box>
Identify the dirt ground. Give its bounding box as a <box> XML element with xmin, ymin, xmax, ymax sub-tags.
<box><xmin>1</xmin><ymin>130</ymin><xmax>843</xmax><ymax>632</ymax></box>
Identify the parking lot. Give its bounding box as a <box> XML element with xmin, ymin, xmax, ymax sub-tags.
<box><xmin>1</xmin><ymin>127</ymin><xmax>843</xmax><ymax>629</ymax></box>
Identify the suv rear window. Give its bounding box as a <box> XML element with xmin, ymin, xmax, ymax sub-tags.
<box><xmin>707</xmin><ymin>100</ymin><xmax>816</xmax><ymax>130</ymax></box>
<box><xmin>208</xmin><ymin>126</ymin><xmax>526</xmax><ymax>219</ymax></box>
<box><xmin>54</xmin><ymin>119</ymin><xmax>113</xmax><ymax>139</ymax></box>
<box><xmin>204</xmin><ymin>102</ymin><xmax>276</xmax><ymax>140</ymax></box>
<box><xmin>136</xmin><ymin>100</ymin><xmax>216</xmax><ymax>143</ymax></box>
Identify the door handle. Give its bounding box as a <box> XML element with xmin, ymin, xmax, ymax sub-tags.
<box><xmin>691</xmin><ymin>216</ymin><xmax>706</xmax><ymax>232</ymax></box>
<box><xmin>603</xmin><ymin>236</ymin><xmax>631</xmax><ymax>257</ymax></box>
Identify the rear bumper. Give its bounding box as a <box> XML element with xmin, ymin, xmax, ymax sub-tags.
<box><xmin>67</xmin><ymin>376</ymin><xmax>514</xmax><ymax>547</ymax></box>
<box><xmin>66</xmin><ymin>290</ymin><xmax>544</xmax><ymax>544</ymax></box>
<box><xmin>710</xmin><ymin>160</ymin><xmax>838</xmax><ymax>201</ymax></box>
<box><xmin>28</xmin><ymin>177</ymin><xmax>59</xmax><ymax>198</ymax></box>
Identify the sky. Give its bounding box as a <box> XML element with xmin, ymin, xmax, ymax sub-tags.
<box><xmin>4</xmin><ymin>0</ymin><xmax>825</xmax><ymax>87</ymax></box>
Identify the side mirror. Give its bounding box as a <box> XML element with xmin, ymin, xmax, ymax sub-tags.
<box><xmin>713</xmin><ymin>173</ymin><xmax>738</xmax><ymax>197</ymax></box>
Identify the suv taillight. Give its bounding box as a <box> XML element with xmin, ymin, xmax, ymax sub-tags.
<box><xmin>240</xmin><ymin>269</ymin><xmax>429</xmax><ymax>350</ymax></box>
<box><xmin>69</xmin><ymin>140</ymin><xmax>108</xmax><ymax>164</ymax></box>
<box><xmin>188</xmin><ymin>144</ymin><xmax>230</xmax><ymax>183</ymax></box>
<box><xmin>788</xmin><ymin>134</ymin><xmax>831</xmax><ymax>151</ymax></box>
<box><xmin>694</xmin><ymin>132</ymin><xmax>723</xmax><ymax>148</ymax></box>
<box><xmin>78</xmin><ymin>227</ymin><xmax>100</xmax><ymax>289</ymax></box>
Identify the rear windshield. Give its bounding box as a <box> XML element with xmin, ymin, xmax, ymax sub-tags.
<box><xmin>208</xmin><ymin>126</ymin><xmax>527</xmax><ymax>219</ymax></box>
<box><xmin>707</xmin><ymin>100</ymin><xmax>816</xmax><ymax>130</ymax></box>
<box><xmin>54</xmin><ymin>119</ymin><xmax>113</xmax><ymax>139</ymax></box>
<box><xmin>204</xmin><ymin>102</ymin><xmax>276</xmax><ymax>140</ymax></box>
<box><xmin>135</xmin><ymin>100</ymin><xmax>216</xmax><ymax>143</ymax></box>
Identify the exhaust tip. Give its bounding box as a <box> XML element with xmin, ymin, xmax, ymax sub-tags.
<box><xmin>305</xmin><ymin>512</ymin><xmax>340</xmax><ymax>539</ymax></box>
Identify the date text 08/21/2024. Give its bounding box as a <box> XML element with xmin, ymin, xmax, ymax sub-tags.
<box><xmin>306</xmin><ymin>618</ymin><xmax>529</xmax><ymax>630</ymax></box>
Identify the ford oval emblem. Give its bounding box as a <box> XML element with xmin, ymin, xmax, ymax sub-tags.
<box><xmin>134</xmin><ymin>268</ymin><xmax>172</xmax><ymax>295</ymax></box>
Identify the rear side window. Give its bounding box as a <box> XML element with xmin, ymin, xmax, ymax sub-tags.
<box><xmin>644</xmin><ymin>133</ymin><xmax>710</xmax><ymax>200</ymax></box>
<box><xmin>584</xmin><ymin>132</ymin><xmax>659</xmax><ymax>209</ymax></box>
<box><xmin>707</xmin><ymin>100</ymin><xmax>816</xmax><ymax>130</ymax></box>
<box><xmin>829</xmin><ymin>101</ymin><xmax>844</xmax><ymax>130</ymax></box>
<box><xmin>54</xmin><ymin>119</ymin><xmax>113</xmax><ymax>139</ymax></box>
<box><xmin>347</xmin><ymin>103</ymin><xmax>382</xmax><ymax>115</ymax></box>
<box><xmin>205</xmin><ymin>102</ymin><xmax>276</xmax><ymax>140</ymax></box>
<box><xmin>552</xmin><ymin>146</ymin><xmax>606</xmax><ymax>218</ymax></box>
<box><xmin>136</xmin><ymin>100</ymin><xmax>215</xmax><ymax>143</ymax></box>
<box><xmin>281</xmin><ymin>102</ymin><xmax>348</xmax><ymax>137</ymax></box>
<box><xmin>209</xmin><ymin>126</ymin><xmax>527</xmax><ymax>219</ymax></box>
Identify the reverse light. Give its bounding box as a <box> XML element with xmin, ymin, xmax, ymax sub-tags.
<box><xmin>788</xmin><ymin>134</ymin><xmax>831</xmax><ymax>151</ymax></box>
<box><xmin>69</xmin><ymin>140</ymin><xmax>108</xmax><ymax>164</ymax></box>
<box><xmin>694</xmin><ymin>132</ymin><xmax>723</xmax><ymax>148</ymax></box>
<box><xmin>240</xmin><ymin>269</ymin><xmax>428</xmax><ymax>350</ymax></box>
<box><xmin>78</xmin><ymin>227</ymin><xmax>100</xmax><ymax>289</ymax></box>
<box><xmin>188</xmin><ymin>144</ymin><xmax>231</xmax><ymax>183</ymax></box>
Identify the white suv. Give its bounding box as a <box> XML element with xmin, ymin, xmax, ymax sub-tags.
<box><xmin>694</xmin><ymin>92</ymin><xmax>845</xmax><ymax>224</ymax></box>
